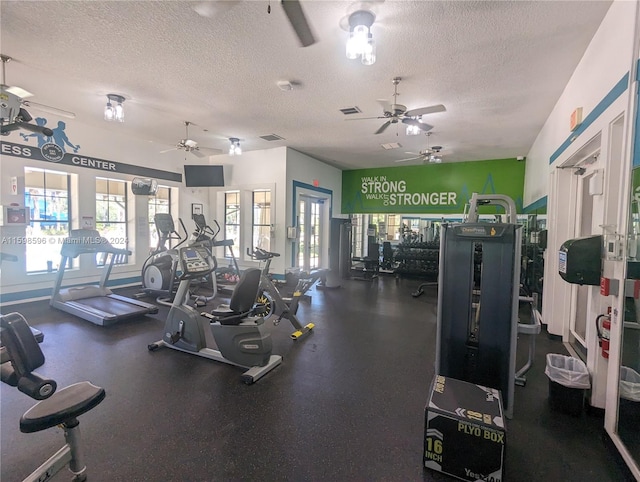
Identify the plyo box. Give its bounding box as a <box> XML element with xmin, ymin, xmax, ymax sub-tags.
<box><xmin>424</xmin><ymin>375</ymin><xmax>506</xmax><ymax>481</ymax></box>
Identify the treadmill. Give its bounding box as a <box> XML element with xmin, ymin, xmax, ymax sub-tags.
<box><xmin>50</xmin><ymin>229</ymin><xmax>158</xmax><ymax>326</ymax></box>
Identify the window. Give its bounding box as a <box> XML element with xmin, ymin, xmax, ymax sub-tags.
<box><xmin>252</xmin><ymin>190</ymin><xmax>271</xmax><ymax>252</ymax></box>
<box><xmin>224</xmin><ymin>191</ymin><xmax>240</xmax><ymax>257</ymax></box>
<box><xmin>387</xmin><ymin>214</ymin><xmax>401</xmax><ymax>241</ymax></box>
<box><xmin>96</xmin><ymin>178</ymin><xmax>128</xmax><ymax>265</ymax></box>
<box><xmin>351</xmin><ymin>214</ymin><xmax>364</xmax><ymax>258</ymax></box>
<box><xmin>24</xmin><ymin>167</ymin><xmax>71</xmax><ymax>273</ymax></box>
<box><xmin>148</xmin><ymin>186</ymin><xmax>172</xmax><ymax>250</ymax></box>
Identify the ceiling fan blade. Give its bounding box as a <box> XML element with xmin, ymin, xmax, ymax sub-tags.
<box><xmin>191</xmin><ymin>149</ymin><xmax>206</xmax><ymax>158</ymax></box>
<box><xmin>345</xmin><ymin>116</ymin><xmax>386</xmax><ymax>121</ymax></box>
<box><xmin>375</xmin><ymin>121</ymin><xmax>392</xmax><ymax>135</ymax></box>
<box><xmin>159</xmin><ymin>147</ymin><xmax>178</xmax><ymax>154</ymax></box>
<box><xmin>192</xmin><ymin>1</ymin><xmax>240</xmax><ymax>18</ymax></box>
<box><xmin>394</xmin><ymin>157</ymin><xmax>421</xmax><ymax>163</ymax></box>
<box><xmin>401</xmin><ymin>117</ymin><xmax>433</xmax><ymax>132</ymax></box>
<box><xmin>6</xmin><ymin>85</ymin><xmax>33</xmax><ymax>98</ymax></box>
<box><xmin>281</xmin><ymin>0</ymin><xmax>317</xmax><ymax>47</ymax></box>
<box><xmin>22</xmin><ymin>100</ymin><xmax>76</xmax><ymax>119</ymax></box>
<box><xmin>401</xmin><ymin>118</ymin><xmax>420</xmax><ymax>127</ymax></box>
<box><xmin>17</xmin><ymin>120</ymin><xmax>54</xmax><ymax>137</ymax></box>
<box><xmin>405</xmin><ymin>104</ymin><xmax>446</xmax><ymax>117</ymax></box>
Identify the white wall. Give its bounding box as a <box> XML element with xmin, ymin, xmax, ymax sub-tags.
<box><xmin>285</xmin><ymin>148</ymin><xmax>344</xmax><ymax>219</ymax></box>
<box><xmin>524</xmin><ymin>0</ymin><xmax>636</xmax><ymax>208</ymax></box>
<box><xmin>206</xmin><ymin>146</ymin><xmax>343</xmax><ymax>276</ymax></box>
<box><xmin>526</xmin><ymin>0</ymin><xmax>639</xmax><ymax>421</ymax></box>
<box><xmin>285</xmin><ymin>148</ymin><xmax>344</xmax><ymax>268</ymax></box>
<box><xmin>208</xmin><ymin>146</ymin><xmax>287</xmax><ymax>274</ymax></box>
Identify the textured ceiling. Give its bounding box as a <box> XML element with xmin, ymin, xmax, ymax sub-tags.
<box><xmin>0</xmin><ymin>0</ymin><xmax>612</xmax><ymax>169</ymax></box>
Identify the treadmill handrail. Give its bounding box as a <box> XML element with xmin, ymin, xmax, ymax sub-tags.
<box><xmin>60</xmin><ymin>229</ymin><xmax>131</xmax><ymax>258</ymax></box>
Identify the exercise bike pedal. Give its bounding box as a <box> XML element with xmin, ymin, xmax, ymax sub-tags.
<box><xmin>290</xmin><ymin>323</ymin><xmax>314</xmax><ymax>340</ymax></box>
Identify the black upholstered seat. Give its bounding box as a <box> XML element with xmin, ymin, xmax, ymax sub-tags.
<box><xmin>20</xmin><ymin>381</ymin><xmax>105</xmax><ymax>433</ymax></box>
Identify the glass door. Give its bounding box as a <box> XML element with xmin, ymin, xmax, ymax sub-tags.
<box><xmin>297</xmin><ymin>196</ymin><xmax>324</xmax><ymax>271</ymax></box>
<box><xmin>570</xmin><ymin>164</ymin><xmax>598</xmax><ymax>358</ymax></box>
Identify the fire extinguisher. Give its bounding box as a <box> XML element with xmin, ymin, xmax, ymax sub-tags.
<box><xmin>595</xmin><ymin>309</ymin><xmax>611</xmax><ymax>359</ymax></box>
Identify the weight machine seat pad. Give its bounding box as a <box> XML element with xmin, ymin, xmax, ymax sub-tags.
<box><xmin>20</xmin><ymin>382</ymin><xmax>105</xmax><ymax>434</ymax></box>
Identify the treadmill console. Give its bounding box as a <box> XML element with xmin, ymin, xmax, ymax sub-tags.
<box><xmin>179</xmin><ymin>246</ymin><xmax>214</xmax><ymax>277</ymax></box>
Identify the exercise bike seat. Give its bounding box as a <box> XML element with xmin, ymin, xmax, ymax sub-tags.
<box><xmin>203</xmin><ymin>268</ymin><xmax>262</xmax><ymax>326</ymax></box>
<box><xmin>20</xmin><ymin>381</ymin><xmax>105</xmax><ymax>433</ymax></box>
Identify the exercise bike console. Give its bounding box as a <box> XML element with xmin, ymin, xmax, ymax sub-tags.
<box><xmin>180</xmin><ymin>246</ymin><xmax>215</xmax><ymax>277</ymax></box>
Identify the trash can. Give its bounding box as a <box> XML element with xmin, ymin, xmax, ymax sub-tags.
<box><xmin>545</xmin><ymin>353</ymin><xmax>590</xmax><ymax>416</ymax></box>
<box><xmin>619</xmin><ymin>366</ymin><xmax>640</xmax><ymax>428</ymax></box>
<box><xmin>619</xmin><ymin>366</ymin><xmax>640</xmax><ymax>402</ymax></box>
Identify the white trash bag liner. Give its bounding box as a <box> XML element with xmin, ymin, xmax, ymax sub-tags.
<box><xmin>545</xmin><ymin>353</ymin><xmax>591</xmax><ymax>389</ymax></box>
<box><xmin>620</xmin><ymin>366</ymin><xmax>640</xmax><ymax>402</ymax></box>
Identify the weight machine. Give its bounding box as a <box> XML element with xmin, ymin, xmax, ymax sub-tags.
<box><xmin>435</xmin><ymin>193</ymin><xmax>540</xmax><ymax>419</ymax></box>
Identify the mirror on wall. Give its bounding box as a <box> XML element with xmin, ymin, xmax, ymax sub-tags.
<box><xmin>620</xmin><ymin>167</ymin><xmax>640</xmax><ymax>461</ymax></box>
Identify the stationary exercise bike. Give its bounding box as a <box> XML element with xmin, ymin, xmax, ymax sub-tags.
<box><xmin>247</xmin><ymin>247</ymin><xmax>324</xmax><ymax>341</ymax></box>
<box><xmin>148</xmin><ymin>245</ymin><xmax>282</xmax><ymax>384</ymax></box>
<box><xmin>1</xmin><ymin>312</ymin><xmax>105</xmax><ymax>482</ymax></box>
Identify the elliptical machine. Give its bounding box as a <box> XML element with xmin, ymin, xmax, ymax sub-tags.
<box><xmin>188</xmin><ymin>214</ymin><xmax>220</xmax><ymax>307</ymax></box>
<box><xmin>148</xmin><ymin>244</ymin><xmax>281</xmax><ymax>384</ymax></box>
<box><xmin>139</xmin><ymin>213</ymin><xmax>187</xmax><ymax>305</ymax></box>
<box><xmin>192</xmin><ymin>214</ymin><xmax>241</xmax><ymax>295</ymax></box>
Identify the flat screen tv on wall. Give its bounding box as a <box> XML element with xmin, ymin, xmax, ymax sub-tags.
<box><xmin>184</xmin><ymin>165</ymin><xmax>225</xmax><ymax>187</ymax></box>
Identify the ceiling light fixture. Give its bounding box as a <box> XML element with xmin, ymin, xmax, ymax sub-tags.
<box><xmin>429</xmin><ymin>144</ymin><xmax>443</xmax><ymax>163</ymax></box>
<box><xmin>346</xmin><ymin>10</ymin><xmax>376</xmax><ymax>65</ymax></box>
<box><xmin>104</xmin><ymin>94</ymin><xmax>125</xmax><ymax>122</ymax></box>
<box><xmin>406</xmin><ymin>123</ymin><xmax>421</xmax><ymax>136</ymax></box>
<box><xmin>229</xmin><ymin>137</ymin><xmax>242</xmax><ymax>156</ymax></box>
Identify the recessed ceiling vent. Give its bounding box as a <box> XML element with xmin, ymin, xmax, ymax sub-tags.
<box><xmin>381</xmin><ymin>142</ymin><xmax>402</xmax><ymax>150</ymax></box>
<box><xmin>340</xmin><ymin>106</ymin><xmax>362</xmax><ymax>115</ymax></box>
<box><xmin>260</xmin><ymin>134</ymin><xmax>285</xmax><ymax>141</ymax></box>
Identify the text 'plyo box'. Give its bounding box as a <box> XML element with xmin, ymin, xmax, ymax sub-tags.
<box><xmin>424</xmin><ymin>375</ymin><xmax>506</xmax><ymax>481</ymax></box>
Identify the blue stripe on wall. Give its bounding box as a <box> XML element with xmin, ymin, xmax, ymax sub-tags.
<box><xmin>0</xmin><ymin>275</ymin><xmax>142</xmax><ymax>304</ymax></box>
<box><xmin>550</xmin><ymin>72</ymin><xmax>630</xmax><ymax>165</ymax></box>
<box><xmin>523</xmin><ymin>196</ymin><xmax>548</xmax><ymax>213</ymax></box>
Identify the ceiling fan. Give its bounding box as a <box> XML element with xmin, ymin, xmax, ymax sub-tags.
<box><xmin>0</xmin><ymin>54</ymin><xmax>76</xmax><ymax>137</ymax></box>
<box><xmin>395</xmin><ymin>133</ymin><xmax>445</xmax><ymax>164</ymax></box>
<box><xmin>349</xmin><ymin>77</ymin><xmax>445</xmax><ymax>135</ymax></box>
<box><xmin>160</xmin><ymin>121</ymin><xmax>222</xmax><ymax>158</ymax></box>
<box><xmin>192</xmin><ymin>0</ymin><xmax>316</xmax><ymax>47</ymax></box>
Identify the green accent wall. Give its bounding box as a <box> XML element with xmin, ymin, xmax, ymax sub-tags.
<box><xmin>342</xmin><ymin>158</ymin><xmax>525</xmax><ymax>214</ymax></box>
<box><xmin>632</xmin><ymin>166</ymin><xmax>640</xmax><ymax>205</ymax></box>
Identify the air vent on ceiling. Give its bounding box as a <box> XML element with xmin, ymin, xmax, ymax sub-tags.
<box><xmin>260</xmin><ymin>134</ymin><xmax>285</xmax><ymax>141</ymax></box>
<box><xmin>381</xmin><ymin>142</ymin><xmax>402</xmax><ymax>150</ymax></box>
<box><xmin>340</xmin><ymin>107</ymin><xmax>362</xmax><ymax>115</ymax></box>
